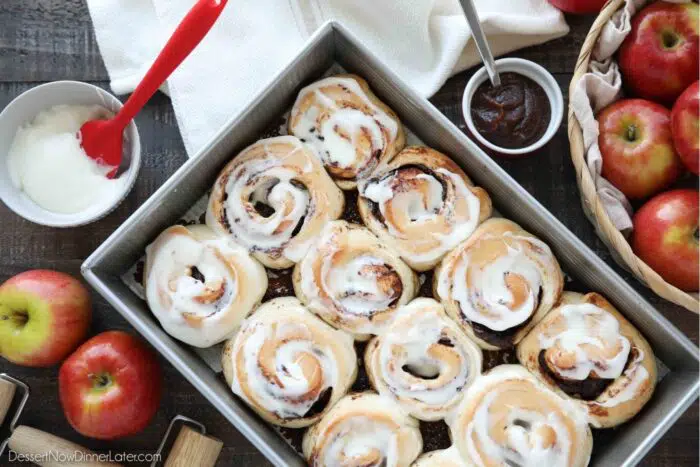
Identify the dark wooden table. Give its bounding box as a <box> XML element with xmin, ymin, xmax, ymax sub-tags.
<box><xmin>0</xmin><ymin>2</ymin><xmax>697</xmax><ymax>466</ymax></box>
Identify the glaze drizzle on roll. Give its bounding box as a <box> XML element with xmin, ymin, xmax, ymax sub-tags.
<box><xmin>517</xmin><ymin>292</ymin><xmax>657</xmax><ymax>428</ymax></box>
<box><xmin>144</xmin><ymin>224</ymin><xmax>267</xmax><ymax>348</ymax></box>
<box><xmin>294</xmin><ymin>220</ymin><xmax>418</xmax><ymax>339</ymax></box>
<box><xmin>289</xmin><ymin>74</ymin><xmax>405</xmax><ymax>189</ymax></box>
<box><xmin>222</xmin><ymin>297</ymin><xmax>357</xmax><ymax>428</ymax></box>
<box><xmin>206</xmin><ymin>136</ymin><xmax>344</xmax><ymax>269</ymax></box>
<box><xmin>435</xmin><ymin>218</ymin><xmax>563</xmax><ymax>350</ymax></box>
<box><xmin>365</xmin><ymin>298</ymin><xmax>482</xmax><ymax>421</ymax></box>
<box><xmin>358</xmin><ymin>146</ymin><xmax>492</xmax><ymax>272</ymax></box>
<box><xmin>303</xmin><ymin>392</ymin><xmax>423</xmax><ymax>467</ymax></box>
<box><xmin>449</xmin><ymin>365</ymin><xmax>592</xmax><ymax>467</ymax></box>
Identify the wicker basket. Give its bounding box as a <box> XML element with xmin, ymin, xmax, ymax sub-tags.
<box><xmin>568</xmin><ymin>0</ymin><xmax>699</xmax><ymax>313</ymax></box>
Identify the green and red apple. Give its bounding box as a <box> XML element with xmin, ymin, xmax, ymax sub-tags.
<box><xmin>59</xmin><ymin>331</ymin><xmax>163</xmax><ymax>440</ymax></box>
<box><xmin>632</xmin><ymin>189</ymin><xmax>699</xmax><ymax>292</ymax></box>
<box><xmin>619</xmin><ymin>1</ymin><xmax>699</xmax><ymax>105</ymax></box>
<box><xmin>671</xmin><ymin>80</ymin><xmax>699</xmax><ymax>175</ymax></box>
<box><xmin>598</xmin><ymin>98</ymin><xmax>682</xmax><ymax>199</ymax></box>
<box><xmin>0</xmin><ymin>270</ymin><xmax>91</xmax><ymax>367</ymax></box>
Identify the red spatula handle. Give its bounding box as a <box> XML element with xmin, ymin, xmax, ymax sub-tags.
<box><xmin>113</xmin><ymin>0</ymin><xmax>229</xmax><ymax>131</ymax></box>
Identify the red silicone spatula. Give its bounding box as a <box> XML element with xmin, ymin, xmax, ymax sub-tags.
<box><xmin>80</xmin><ymin>0</ymin><xmax>229</xmax><ymax>177</ymax></box>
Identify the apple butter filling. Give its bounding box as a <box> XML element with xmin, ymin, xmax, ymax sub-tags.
<box><xmin>538</xmin><ymin>347</ymin><xmax>637</xmax><ymax>400</ymax></box>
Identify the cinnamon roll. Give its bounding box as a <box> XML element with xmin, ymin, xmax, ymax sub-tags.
<box><xmin>434</xmin><ymin>218</ymin><xmax>563</xmax><ymax>350</ymax></box>
<box><xmin>289</xmin><ymin>74</ymin><xmax>405</xmax><ymax>189</ymax></box>
<box><xmin>358</xmin><ymin>146</ymin><xmax>492</xmax><ymax>271</ymax></box>
<box><xmin>302</xmin><ymin>392</ymin><xmax>423</xmax><ymax>467</ymax></box>
<box><xmin>449</xmin><ymin>365</ymin><xmax>592</xmax><ymax>467</ymax></box>
<box><xmin>222</xmin><ymin>297</ymin><xmax>357</xmax><ymax>428</ymax></box>
<box><xmin>293</xmin><ymin>220</ymin><xmax>418</xmax><ymax>339</ymax></box>
<box><xmin>144</xmin><ymin>224</ymin><xmax>267</xmax><ymax>348</ymax></box>
<box><xmin>412</xmin><ymin>446</ymin><xmax>465</xmax><ymax>467</ymax></box>
<box><xmin>206</xmin><ymin>136</ymin><xmax>344</xmax><ymax>269</ymax></box>
<box><xmin>516</xmin><ymin>292</ymin><xmax>657</xmax><ymax>428</ymax></box>
<box><xmin>365</xmin><ymin>298</ymin><xmax>482</xmax><ymax>421</ymax></box>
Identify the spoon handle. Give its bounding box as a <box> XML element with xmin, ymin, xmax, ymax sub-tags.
<box><xmin>458</xmin><ymin>0</ymin><xmax>501</xmax><ymax>87</ymax></box>
<box><xmin>114</xmin><ymin>0</ymin><xmax>229</xmax><ymax>130</ymax></box>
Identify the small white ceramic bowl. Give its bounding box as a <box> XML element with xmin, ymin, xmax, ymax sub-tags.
<box><xmin>462</xmin><ymin>58</ymin><xmax>564</xmax><ymax>156</ymax></box>
<box><xmin>0</xmin><ymin>81</ymin><xmax>141</xmax><ymax>227</ymax></box>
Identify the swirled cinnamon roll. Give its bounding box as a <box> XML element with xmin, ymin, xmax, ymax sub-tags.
<box><xmin>412</xmin><ymin>446</ymin><xmax>465</xmax><ymax>467</ymax></box>
<box><xmin>293</xmin><ymin>220</ymin><xmax>418</xmax><ymax>339</ymax></box>
<box><xmin>365</xmin><ymin>298</ymin><xmax>482</xmax><ymax>421</ymax></box>
<box><xmin>449</xmin><ymin>365</ymin><xmax>592</xmax><ymax>467</ymax></box>
<box><xmin>206</xmin><ymin>136</ymin><xmax>344</xmax><ymax>269</ymax></box>
<box><xmin>222</xmin><ymin>297</ymin><xmax>356</xmax><ymax>428</ymax></box>
<box><xmin>358</xmin><ymin>146</ymin><xmax>492</xmax><ymax>271</ymax></box>
<box><xmin>289</xmin><ymin>74</ymin><xmax>405</xmax><ymax>189</ymax></box>
<box><xmin>302</xmin><ymin>392</ymin><xmax>423</xmax><ymax>467</ymax></box>
<box><xmin>434</xmin><ymin>218</ymin><xmax>563</xmax><ymax>350</ymax></box>
<box><xmin>144</xmin><ymin>224</ymin><xmax>267</xmax><ymax>348</ymax></box>
<box><xmin>517</xmin><ymin>292</ymin><xmax>657</xmax><ymax>428</ymax></box>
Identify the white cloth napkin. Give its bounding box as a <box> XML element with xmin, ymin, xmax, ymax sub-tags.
<box><xmin>86</xmin><ymin>0</ymin><xmax>569</xmax><ymax>156</ymax></box>
<box><xmin>570</xmin><ymin>0</ymin><xmax>688</xmax><ymax>233</ymax></box>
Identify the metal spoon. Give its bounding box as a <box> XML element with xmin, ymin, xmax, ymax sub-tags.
<box><xmin>458</xmin><ymin>0</ymin><xmax>501</xmax><ymax>87</ymax></box>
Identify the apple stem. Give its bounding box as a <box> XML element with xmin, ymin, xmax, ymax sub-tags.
<box><xmin>626</xmin><ymin>125</ymin><xmax>637</xmax><ymax>142</ymax></box>
<box><xmin>89</xmin><ymin>373</ymin><xmax>112</xmax><ymax>389</ymax></box>
<box><xmin>0</xmin><ymin>308</ymin><xmax>28</xmax><ymax>327</ymax></box>
<box><xmin>661</xmin><ymin>30</ymin><xmax>680</xmax><ymax>49</ymax></box>
<box><xmin>10</xmin><ymin>310</ymin><xmax>28</xmax><ymax>328</ymax></box>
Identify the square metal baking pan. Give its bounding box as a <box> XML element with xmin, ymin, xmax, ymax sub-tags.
<box><xmin>82</xmin><ymin>22</ymin><xmax>699</xmax><ymax>467</ymax></box>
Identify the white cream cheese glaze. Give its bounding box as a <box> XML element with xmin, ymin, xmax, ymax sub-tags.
<box><xmin>434</xmin><ymin>219</ymin><xmax>563</xmax><ymax>350</ymax></box>
<box><xmin>302</xmin><ymin>392</ymin><xmax>423</xmax><ymax>467</ymax></box>
<box><xmin>294</xmin><ymin>220</ymin><xmax>418</xmax><ymax>338</ymax></box>
<box><xmin>144</xmin><ymin>224</ymin><xmax>267</xmax><ymax>348</ymax></box>
<box><xmin>538</xmin><ymin>303</ymin><xmax>631</xmax><ymax>380</ymax></box>
<box><xmin>363</xmin><ymin>168</ymin><xmax>482</xmax><ymax>266</ymax></box>
<box><xmin>7</xmin><ymin>105</ymin><xmax>128</xmax><ymax>214</ymax></box>
<box><xmin>289</xmin><ymin>75</ymin><xmax>403</xmax><ymax>188</ymax></box>
<box><xmin>223</xmin><ymin>297</ymin><xmax>357</xmax><ymax>428</ymax></box>
<box><xmin>358</xmin><ymin>146</ymin><xmax>492</xmax><ymax>272</ymax></box>
<box><xmin>437</xmin><ymin>235</ymin><xmax>551</xmax><ymax>332</ymax></box>
<box><xmin>516</xmin><ymin>291</ymin><xmax>658</xmax><ymax>428</ymax></box>
<box><xmin>206</xmin><ymin>136</ymin><xmax>344</xmax><ymax>269</ymax></box>
<box><xmin>449</xmin><ymin>365</ymin><xmax>592</xmax><ymax>467</ymax></box>
<box><xmin>365</xmin><ymin>298</ymin><xmax>482</xmax><ymax>421</ymax></box>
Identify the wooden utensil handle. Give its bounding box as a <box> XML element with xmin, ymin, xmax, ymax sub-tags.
<box><xmin>164</xmin><ymin>426</ymin><xmax>223</xmax><ymax>467</ymax></box>
<box><xmin>7</xmin><ymin>426</ymin><xmax>121</xmax><ymax>467</ymax></box>
<box><xmin>0</xmin><ymin>378</ymin><xmax>16</xmax><ymax>426</ymax></box>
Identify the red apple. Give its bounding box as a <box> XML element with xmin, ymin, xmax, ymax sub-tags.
<box><xmin>598</xmin><ymin>98</ymin><xmax>682</xmax><ymax>199</ymax></box>
<box><xmin>671</xmin><ymin>81</ymin><xmax>699</xmax><ymax>175</ymax></box>
<box><xmin>59</xmin><ymin>331</ymin><xmax>162</xmax><ymax>440</ymax></box>
<box><xmin>632</xmin><ymin>189</ymin><xmax>699</xmax><ymax>292</ymax></box>
<box><xmin>547</xmin><ymin>0</ymin><xmax>607</xmax><ymax>14</ymax></box>
<box><xmin>0</xmin><ymin>270</ymin><xmax>91</xmax><ymax>367</ymax></box>
<box><xmin>619</xmin><ymin>2</ymin><xmax>699</xmax><ymax>105</ymax></box>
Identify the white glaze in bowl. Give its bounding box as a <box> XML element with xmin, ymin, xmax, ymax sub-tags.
<box><xmin>0</xmin><ymin>81</ymin><xmax>141</xmax><ymax>227</ymax></box>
